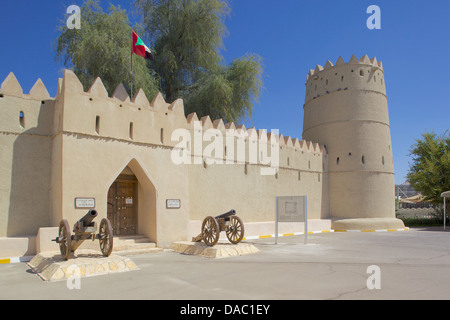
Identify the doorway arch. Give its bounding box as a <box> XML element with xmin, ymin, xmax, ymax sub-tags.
<box><xmin>107</xmin><ymin>167</ymin><xmax>138</xmax><ymax>236</ymax></box>
<box><xmin>106</xmin><ymin>158</ymin><xmax>157</xmax><ymax>242</ymax></box>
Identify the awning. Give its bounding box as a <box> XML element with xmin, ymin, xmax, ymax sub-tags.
<box><xmin>401</xmin><ymin>194</ymin><xmax>426</xmax><ymax>203</ymax></box>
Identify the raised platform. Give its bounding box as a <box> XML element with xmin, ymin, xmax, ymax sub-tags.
<box><xmin>170</xmin><ymin>241</ymin><xmax>260</xmax><ymax>259</ymax></box>
<box><xmin>331</xmin><ymin>218</ymin><xmax>405</xmax><ymax>231</ymax></box>
<box><xmin>27</xmin><ymin>250</ymin><xmax>139</xmax><ymax>282</ymax></box>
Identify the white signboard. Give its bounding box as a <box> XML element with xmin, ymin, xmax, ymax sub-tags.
<box><xmin>74</xmin><ymin>197</ymin><xmax>95</xmax><ymax>209</ymax></box>
<box><xmin>275</xmin><ymin>196</ymin><xmax>308</xmax><ymax>244</ymax></box>
<box><xmin>166</xmin><ymin>199</ymin><xmax>181</xmax><ymax>209</ymax></box>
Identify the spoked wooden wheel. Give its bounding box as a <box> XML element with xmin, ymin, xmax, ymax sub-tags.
<box><xmin>99</xmin><ymin>218</ymin><xmax>114</xmax><ymax>257</ymax></box>
<box><xmin>58</xmin><ymin>219</ymin><xmax>72</xmax><ymax>260</ymax></box>
<box><xmin>226</xmin><ymin>216</ymin><xmax>245</xmax><ymax>244</ymax></box>
<box><xmin>202</xmin><ymin>216</ymin><xmax>220</xmax><ymax>247</ymax></box>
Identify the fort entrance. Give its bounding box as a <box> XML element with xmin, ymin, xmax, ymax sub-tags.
<box><xmin>107</xmin><ymin>167</ymin><xmax>138</xmax><ymax>236</ymax></box>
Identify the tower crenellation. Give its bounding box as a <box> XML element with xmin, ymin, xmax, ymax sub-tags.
<box><xmin>304</xmin><ymin>54</ymin><xmax>385</xmax><ymax>105</ymax></box>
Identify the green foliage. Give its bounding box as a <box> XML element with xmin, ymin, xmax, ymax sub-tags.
<box><xmin>56</xmin><ymin>0</ymin><xmax>264</xmax><ymax>124</ymax></box>
<box><xmin>55</xmin><ymin>0</ymin><xmax>160</xmax><ymax>98</ymax></box>
<box><xmin>407</xmin><ymin>131</ymin><xmax>450</xmax><ymax>205</ymax></box>
<box><xmin>399</xmin><ymin>217</ymin><xmax>443</xmax><ymax>227</ymax></box>
<box><xmin>135</xmin><ymin>0</ymin><xmax>228</xmax><ymax>99</ymax></box>
<box><xmin>135</xmin><ymin>0</ymin><xmax>264</xmax><ymax>124</ymax></box>
<box><xmin>184</xmin><ymin>54</ymin><xmax>263</xmax><ymax>122</ymax></box>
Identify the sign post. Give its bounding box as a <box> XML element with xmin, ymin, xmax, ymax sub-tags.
<box><xmin>442</xmin><ymin>191</ymin><xmax>450</xmax><ymax>231</ymax></box>
<box><xmin>275</xmin><ymin>196</ymin><xmax>308</xmax><ymax>245</ymax></box>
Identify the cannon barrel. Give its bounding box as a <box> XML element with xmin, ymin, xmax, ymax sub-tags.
<box><xmin>79</xmin><ymin>209</ymin><xmax>98</xmax><ymax>226</ymax></box>
<box><xmin>215</xmin><ymin>209</ymin><xmax>236</xmax><ymax>220</ymax></box>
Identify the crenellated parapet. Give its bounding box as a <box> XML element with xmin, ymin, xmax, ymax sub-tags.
<box><xmin>0</xmin><ymin>72</ymin><xmax>55</xmax><ymax>137</ymax></box>
<box><xmin>0</xmin><ymin>72</ymin><xmax>50</xmax><ymax>100</ymax></box>
<box><xmin>304</xmin><ymin>54</ymin><xmax>386</xmax><ymax>105</ymax></box>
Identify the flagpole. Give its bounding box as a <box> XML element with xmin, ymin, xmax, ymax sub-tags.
<box><xmin>130</xmin><ymin>27</ymin><xmax>134</xmax><ymax>98</ymax></box>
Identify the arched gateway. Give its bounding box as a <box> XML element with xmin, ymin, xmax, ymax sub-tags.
<box><xmin>107</xmin><ymin>159</ymin><xmax>157</xmax><ymax>242</ymax></box>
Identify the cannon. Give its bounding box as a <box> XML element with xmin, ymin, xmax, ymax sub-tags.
<box><xmin>53</xmin><ymin>210</ymin><xmax>113</xmax><ymax>260</ymax></box>
<box><xmin>192</xmin><ymin>210</ymin><xmax>244</xmax><ymax>246</ymax></box>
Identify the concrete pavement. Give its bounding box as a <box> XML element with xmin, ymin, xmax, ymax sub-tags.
<box><xmin>1</xmin><ymin>227</ymin><xmax>450</xmax><ymax>300</ymax></box>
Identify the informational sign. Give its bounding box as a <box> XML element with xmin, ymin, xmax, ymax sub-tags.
<box><xmin>275</xmin><ymin>196</ymin><xmax>308</xmax><ymax>244</ymax></box>
<box><xmin>166</xmin><ymin>199</ymin><xmax>181</xmax><ymax>209</ymax></box>
<box><xmin>277</xmin><ymin>196</ymin><xmax>306</xmax><ymax>222</ymax></box>
<box><xmin>74</xmin><ymin>197</ymin><xmax>95</xmax><ymax>209</ymax></box>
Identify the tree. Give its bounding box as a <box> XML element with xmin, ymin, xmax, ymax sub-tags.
<box><xmin>135</xmin><ymin>0</ymin><xmax>263</xmax><ymax>124</ymax></box>
<box><xmin>55</xmin><ymin>0</ymin><xmax>160</xmax><ymax>98</ymax></box>
<box><xmin>183</xmin><ymin>54</ymin><xmax>263</xmax><ymax>122</ymax></box>
<box><xmin>407</xmin><ymin>131</ymin><xmax>450</xmax><ymax>206</ymax></box>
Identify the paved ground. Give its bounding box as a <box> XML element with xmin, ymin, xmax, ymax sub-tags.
<box><xmin>1</xmin><ymin>227</ymin><xmax>450</xmax><ymax>301</ymax></box>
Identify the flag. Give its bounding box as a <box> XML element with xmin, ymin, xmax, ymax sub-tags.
<box><xmin>132</xmin><ymin>30</ymin><xmax>154</xmax><ymax>61</ymax></box>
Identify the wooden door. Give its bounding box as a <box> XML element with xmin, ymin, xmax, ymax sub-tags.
<box><xmin>107</xmin><ymin>179</ymin><xmax>137</xmax><ymax>236</ymax></box>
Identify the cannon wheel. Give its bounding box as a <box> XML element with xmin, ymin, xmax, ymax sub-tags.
<box><xmin>202</xmin><ymin>216</ymin><xmax>220</xmax><ymax>247</ymax></box>
<box><xmin>99</xmin><ymin>218</ymin><xmax>114</xmax><ymax>257</ymax></box>
<box><xmin>226</xmin><ymin>216</ymin><xmax>245</xmax><ymax>244</ymax></box>
<box><xmin>58</xmin><ymin>219</ymin><xmax>72</xmax><ymax>260</ymax></box>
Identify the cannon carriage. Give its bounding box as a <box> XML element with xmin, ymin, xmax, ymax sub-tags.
<box><xmin>192</xmin><ymin>210</ymin><xmax>244</xmax><ymax>246</ymax></box>
<box><xmin>53</xmin><ymin>210</ymin><xmax>113</xmax><ymax>260</ymax></box>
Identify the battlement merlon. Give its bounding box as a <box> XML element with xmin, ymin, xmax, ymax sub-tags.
<box><xmin>0</xmin><ymin>72</ymin><xmax>51</xmax><ymax>101</ymax></box>
<box><xmin>306</xmin><ymin>54</ymin><xmax>383</xmax><ymax>82</ymax></box>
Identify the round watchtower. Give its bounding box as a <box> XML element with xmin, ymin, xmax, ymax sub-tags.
<box><xmin>302</xmin><ymin>54</ymin><xmax>404</xmax><ymax>230</ymax></box>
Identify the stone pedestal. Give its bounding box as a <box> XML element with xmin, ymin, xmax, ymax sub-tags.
<box><xmin>27</xmin><ymin>250</ymin><xmax>139</xmax><ymax>281</ymax></box>
<box><xmin>331</xmin><ymin>218</ymin><xmax>406</xmax><ymax>231</ymax></box>
<box><xmin>170</xmin><ymin>241</ymin><xmax>260</xmax><ymax>259</ymax></box>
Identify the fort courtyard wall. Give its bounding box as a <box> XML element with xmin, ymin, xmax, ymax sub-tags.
<box><xmin>0</xmin><ymin>69</ymin><xmax>327</xmax><ymax>256</ymax></box>
<box><xmin>0</xmin><ymin>54</ymin><xmax>404</xmax><ymax>258</ymax></box>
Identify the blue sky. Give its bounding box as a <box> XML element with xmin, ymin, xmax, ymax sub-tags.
<box><xmin>0</xmin><ymin>0</ymin><xmax>449</xmax><ymax>184</ymax></box>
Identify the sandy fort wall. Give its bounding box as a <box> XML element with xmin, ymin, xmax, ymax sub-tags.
<box><xmin>0</xmin><ymin>69</ymin><xmax>328</xmax><ymax>256</ymax></box>
<box><xmin>0</xmin><ymin>73</ymin><xmax>55</xmax><ymax>238</ymax></box>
